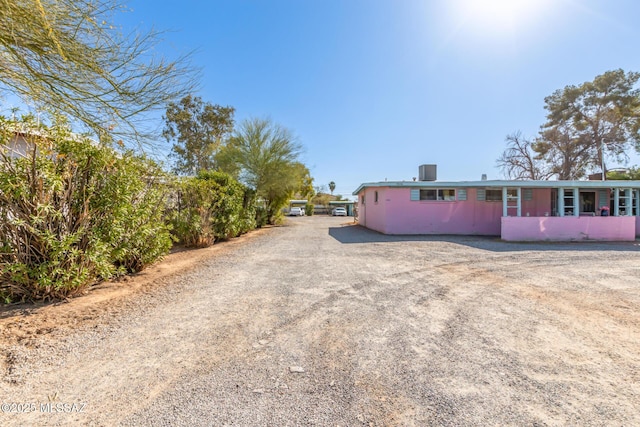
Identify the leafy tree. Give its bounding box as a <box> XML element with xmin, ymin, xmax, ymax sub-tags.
<box><xmin>295</xmin><ymin>163</ymin><xmax>315</xmax><ymax>200</ymax></box>
<box><xmin>0</xmin><ymin>0</ymin><xmax>196</xmax><ymax>144</ymax></box>
<box><xmin>539</xmin><ymin>69</ymin><xmax>640</xmax><ymax>177</ymax></box>
<box><xmin>216</xmin><ymin>117</ymin><xmax>306</xmax><ymax>223</ymax></box>
<box><xmin>311</xmin><ymin>192</ymin><xmax>331</xmax><ymax>207</ymax></box>
<box><xmin>534</xmin><ymin>123</ymin><xmax>592</xmax><ymax>180</ymax></box>
<box><xmin>329</xmin><ymin>181</ymin><xmax>336</xmax><ymax>194</ymax></box>
<box><xmin>163</xmin><ymin>95</ymin><xmax>235</xmax><ymax>175</ymax></box>
<box><xmin>496</xmin><ymin>132</ymin><xmax>552</xmax><ymax>180</ymax></box>
<box><xmin>498</xmin><ymin>70</ymin><xmax>640</xmax><ymax>179</ymax></box>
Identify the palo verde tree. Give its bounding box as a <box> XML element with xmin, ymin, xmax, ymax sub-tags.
<box><xmin>498</xmin><ymin>70</ymin><xmax>640</xmax><ymax>179</ymax></box>
<box><xmin>163</xmin><ymin>95</ymin><xmax>235</xmax><ymax>175</ymax></box>
<box><xmin>216</xmin><ymin>117</ymin><xmax>307</xmax><ymax>224</ymax></box>
<box><xmin>0</xmin><ymin>0</ymin><xmax>196</xmax><ymax>144</ymax></box>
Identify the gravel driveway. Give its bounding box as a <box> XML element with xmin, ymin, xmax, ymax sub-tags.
<box><xmin>1</xmin><ymin>216</ymin><xmax>639</xmax><ymax>426</ymax></box>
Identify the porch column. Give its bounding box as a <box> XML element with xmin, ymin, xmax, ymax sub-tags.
<box><xmin>573</xmin><ymin>188</ymin><xmax>579</xmax><ymax>216</ymax></box>
<box><xmin>558</xmin><ymin>188</ymin><xmax>565</xmax><ymax>217</ymax></box>
<box><xmin>625</xmin><ymin>189</ymin><xmax>632</xmax><ymax>216</ymax></box>
<box><xmin>614</xmin><ymin>189</ymin><xmax>620</xmax><ymax>216</ymax></box>
<box><xmin>502</xmin><ymin>187</ymin><xmax>508</xmax><ymax>217</ymax></box>
<box><xmin>637</xmin><ymin>190</ymin><xmax>640</xmax><ymax>216</ymax></box>
<box><xmin>517</xmin><ymin>187</ymin><xmax>522</xmax><ymax>217</ymax></box>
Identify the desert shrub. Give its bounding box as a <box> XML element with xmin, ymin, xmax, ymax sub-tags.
<box><xmin>0</xmin><ymin>117</ymin><xmax>172</xmax><ymax>302</ymax></box>
<box><xmin>199</xmin><ymin>171</ymin><xmax>245</xmax><ymax>240</ymax></box>
<box><xmin>169</xmin><ymin>177</ymin><xmax>215</xmax><ymax>247</ymax></box>
<box><xmin>169</xmin><ymin>171</ymin><xmax>255</xmax><ymax>246</ymax></box>
<box><xmin>305</xmin><ymin>203</ymin><xmax>314</xmax><ymax>216</ymax></box>
<box><xmin>254</xmin><ymin>205</ymin><xmax>269</xmax><ymax>228</ymax></box>
<box><xmin>239</xmin><ymin>187</ymin><xmax>257</xmax><ymax>234</ymax></box>
<box><xmin>91</xmin><ymin>155</ymin><xmax>173</xmax><ymax>274</ymax></box>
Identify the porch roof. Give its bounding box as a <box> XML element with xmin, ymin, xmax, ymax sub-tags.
<box><xmin>352</xmin><ymin>179</ymin><xmax>640</xmax><ymax>195</ymax></box>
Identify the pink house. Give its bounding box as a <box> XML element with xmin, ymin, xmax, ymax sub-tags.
<box><xmin>353</xmin><ymin>169</ymin><xmax>640</xmax><ymax>241</ymax></box>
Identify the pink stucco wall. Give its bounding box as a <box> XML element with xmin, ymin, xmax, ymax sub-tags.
<box><xmin>501</xmin><ymin>216</ymin><xmax>637</xmax><ymax>241</ymax></box>
<box><xmin>359</xmin><ymin>187</ymin><xmax>504</xmax><ymax>235</ymax></box>
<box><xmin>522</xmin><ymin>188</ymin><xmax>552</xmax><ymax>217</ymax></box>
<box><xmin>356</xmin><ymin>186</ymin><xmax>639</xmax><ymax>239</ymax></box>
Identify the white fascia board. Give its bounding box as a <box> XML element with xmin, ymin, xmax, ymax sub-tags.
<box><xmin>352</xmin><ymin>180</ymin><xmax>640</xmax><ymax>195</ymax></box>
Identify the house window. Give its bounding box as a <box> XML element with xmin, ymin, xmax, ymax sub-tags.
<box><xmin>420</xmin><ymin>189</ymin><xmax>437</xmax><ymax>200</ymax></box>
<box><xmin>361</xmin><ymin>195</ymin><xmax>365</xmax><ymax>205</ymax></box>
<box><xmin>419</xmin><ymin>189</ymin><xmax>455</xmax><ymax>201</ymax></box>
<box><xmin>580</xmin><ymin>191</ymin><xmax>595</xmax><ymax>213</ymax></box>
<box><xmin>564</xmin><ymin>190</ymin><xmax>575</xmax><ymax>216</ymax></box>
<box><xmin>612</xmin><ymin>189</ymin><xmax>632</xmax><ymax>215</ymax></box>
<box><xmin>485</xmin><ymin>189</ymin><xmax>502</xmax><ymax>201</ymax></box>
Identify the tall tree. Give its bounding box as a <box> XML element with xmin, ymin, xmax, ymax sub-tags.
<box><xmin>0</xmin><ymin>0</ymin><xmax>196</xmax><ymax>144</ymax></box>
<box><xmin>328</xmin><ymin>181</ymin><xmax>336</xmax><ymax>195</ymax></box>
<box><xmin>540</xmin><ymin>69</ymin><xmax>640</xmax><ymax>177</ymax></box>
<box><xmin>163</xmin><ymin>95</ymin><xmax>235</xmax><ymax>175</ymax></box>
<box><xmin>216</xmin><ymin>117</ymin><xmax>306</xmax><ymax>223</ymax></box>
<box><xmin>496</xmin><ymin>132</ymin><xmax>552</xmax><ymax>180</ymax></box>
<box><xmin>534</xmin><ymin>122</ymin><xmax>593</xmax><ymax>180</ymax></box>
<box><xmin>498</xmin><ymin>70</ymin><xmax>640</xmax><ymax>179</ymax></box>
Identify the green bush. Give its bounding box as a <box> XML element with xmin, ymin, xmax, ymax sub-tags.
<box><xmin>169</xmin><ymin>171</ymin><xmax>255</xmax><ymax>246</ymax></box>
<box><xmin>254</xmin><ymin>205</ymin><xmax>269</xmax><ymax>228</ymax></box>
<box><xmin>92</xmin><ymin>154</ymin><xmax>173</xmax><ymax>274</ymax></box>
<box><xmin>0</xmin><ymin>117</ymin><xmax>172</xmax><ymax>302</ymax></box>
<box><xmin>305</xmin><ymin>203</ymin><xmax>314</xmax><ymax>216</ymax></box>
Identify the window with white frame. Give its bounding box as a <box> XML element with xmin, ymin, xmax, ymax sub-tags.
<box><xmin>419</xmin><ymin>189</ymin><xmax>455</xmax><ymax>201</ymax></box>
<box><xmin>611</xmin><ymin>189</ymin><xmax>632</xmax><ymax>215</ymax></box>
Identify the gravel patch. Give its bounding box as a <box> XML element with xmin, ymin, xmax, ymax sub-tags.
<box><xmin>1</xmin><ymin>216</ymin><xmax>639</xmax><ymax>426</ymax></box>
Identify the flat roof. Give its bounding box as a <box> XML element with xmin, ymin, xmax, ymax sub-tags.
<box><xmin>353</xmin><ymin>179</ymin><xmax>640</xmax><ymax>195</ymax></box>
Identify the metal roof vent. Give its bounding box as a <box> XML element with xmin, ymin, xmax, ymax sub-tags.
<box><xmin>481</xmin><ymin>174</ymin><xmax>487</xmax><ymax>181</ymax></box>
<box><xmin>418</xmin><ymin>164</ymin><xmax>437</xmax><ymax>181</ymax></box>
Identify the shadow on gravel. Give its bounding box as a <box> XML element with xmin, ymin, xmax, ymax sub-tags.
<box><xmin>328</xmin><ymin>224</ymin><xmax>640</xmax><ymax>253</ymax></box>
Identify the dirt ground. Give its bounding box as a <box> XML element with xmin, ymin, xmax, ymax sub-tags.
<box><xmin>1</xmin><ymin>216</ymin><xmax>639</xmax><ymax>426</ymax></box>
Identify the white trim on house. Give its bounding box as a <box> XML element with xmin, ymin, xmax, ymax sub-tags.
<box><xmin>353</xmin><ymin>179</ymin><xmax>640</xmax><ymax>194</ymax></box>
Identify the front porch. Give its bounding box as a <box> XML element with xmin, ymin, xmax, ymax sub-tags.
<box><xmin>497</xmin><ymin>185</ymin><xmax>640</xmax><ymax>241</ymax></box>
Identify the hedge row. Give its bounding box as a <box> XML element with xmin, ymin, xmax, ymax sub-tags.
<box><xmin>168</xmin><ymin>171</ymin><xmax>257</xmax><ymax>247</ymax></box>
<box><xmin>0</xmin><ymin>120</ymin><xmax>261</xmax><ymax>303</ymax></box>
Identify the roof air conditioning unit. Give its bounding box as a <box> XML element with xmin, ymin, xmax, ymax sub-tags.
<box><xmin>418</xmin><ymin>164</ymin><xmax>437</xmax><ymax>181</ymax></box>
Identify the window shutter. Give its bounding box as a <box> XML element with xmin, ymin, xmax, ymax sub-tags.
<box><xmin>476</xmin><ymin>189</ymin><xmax>486</xmax><ymax>201</ymax></box>
<box><xmin>598</xmin><ymin>189</ymin><xmax>608</xmax><ymax>208</ymax></box>
<box><xmin>410</xmin><ymin>189</ymin><xmax>420</xmax><ymax>201</ymax></box>
<box><xmin>458</xmin><ymin>189</ymin><xmax>467</xmax><ymax>201</ymax></box>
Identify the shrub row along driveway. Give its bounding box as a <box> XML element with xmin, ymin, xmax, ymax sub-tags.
<box><xmin>1</xmin><ymin>216</ymin><xmax>639</xmax><ymax>426</ymax></box>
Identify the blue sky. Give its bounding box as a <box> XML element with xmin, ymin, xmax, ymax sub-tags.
<box><xmin>81</xmin><ymin>1</ymin><xmax>640</xmax><ymax>198</ymax></box>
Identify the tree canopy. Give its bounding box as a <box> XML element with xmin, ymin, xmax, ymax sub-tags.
<box><xmin>0</xmin><ymin>0</ymin><xmax>196</xmax><ymax>144</ymax></box>
<box><xmin>216</xmin><ymin>117</ymin><xmax>306</xmax><ymax>223</ymax></box>
<box><xmin>498</xmin><ymin>70</ymin><xmax>640</xmax><ymax>180</ymax></box>
<box><xmin>163</xmin><ymin>95</ymin><xmax>235</xmax><ymax>175</ymax></box>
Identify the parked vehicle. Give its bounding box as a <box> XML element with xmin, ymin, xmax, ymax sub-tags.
<box><xmin>289</xmin><ymin>207</ymin><xmax>304</xmax><ymax>216</ymax></box>
<box><xmin>332</xmin><ymin>207</ymin><xmax>347</xmax><ymax>216</ymax></box>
